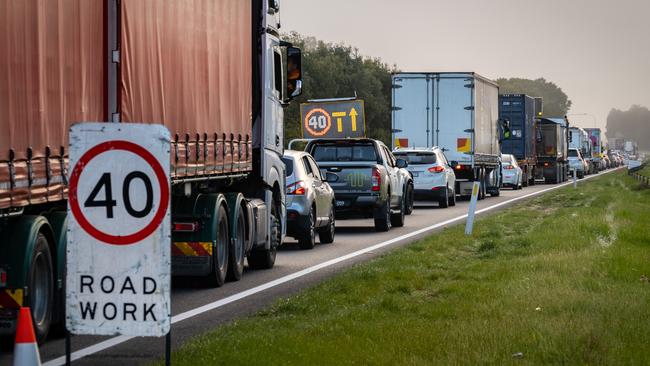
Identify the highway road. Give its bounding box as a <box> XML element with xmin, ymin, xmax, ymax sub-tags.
<box><xmin>0</xmin><ymin>170</ymin><xmax>618</xmax><ymax>365</ymax></box>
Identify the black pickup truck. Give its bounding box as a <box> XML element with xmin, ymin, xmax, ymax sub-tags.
<box><xmin>305</xmin><ymin>138</ymin><xmax>413</xmax><ymax>232</ymax></box>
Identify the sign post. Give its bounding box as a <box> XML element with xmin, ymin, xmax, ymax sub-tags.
<box><xmin>66</xmin><ymin>123</ymin><xmax>171</xmax><ymax>339</ymax></box>
<box><xmin>465</xmin><ymin>182</ymin><xmax>481</xmax><ymax>235</ymax></box>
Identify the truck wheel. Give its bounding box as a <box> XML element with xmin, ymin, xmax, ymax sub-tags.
<box><xmin>374</xmin><ymin>200</ymin><xmax>391</xmax><ymax>232</ymax></box>
<box><xmin>318</xmin><ymin>205</ymin><xmax>335</xmax><ymax>244</ymax></box>
<box><xmin>448</xmin><ymin>187</ymin><xmax>456</xmax><ymax>206</ymax></box>
<box><xmin>438</xmin><ymin>186</ymin><xmax>449</xmax><ymax>208</ymax></box>
<box><xmin>477</xmin><ymin>169</ymin><xmax>486</xmax><ymax>200</ymax></box>
<box><xmin>206</xmin><ymin>205</ymin><xmax>229</xmax><ymax>287</ymax></box>
<box><xmin>299</xmin><ymin>207</ymin><xmax>316</xmax><ymax>250</ymax></box>
<box><xmin>404</xmin><ymin>182</ymin><xmax>414</xmax><ymax>215</ymax></box>
<box><xmin>27</xmin><ymin>233</ymin><xmax>54</xmax><ymax>344</ymax></box>
<box><xmin>578</xmin><ymin>171</ymin><xmax>585</xmax><ymax>179</ymax></box>
<box><xmin>522</xmin><ymin>170</ymin><xmax>529</xmax><ymax>187</ymax></box>
<box><xmin>391</xmin><ymin>193</ymin><xmax>406</xmax><ymax>227</ymax></box>
<box><xmin>248</xmin><ymin>199</ymin><xmax>279</xmax><ymax>269</ymax></box>
<box><xmin>226</xmin><ymin>208</ymin><xmax>246</xmax><ymax>282</ymax></box>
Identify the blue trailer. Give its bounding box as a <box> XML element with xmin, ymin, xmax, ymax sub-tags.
<box><xmin>498</xmin><ymin>94</ymin><xmax>538</xmax><ymax>186</ymax></box>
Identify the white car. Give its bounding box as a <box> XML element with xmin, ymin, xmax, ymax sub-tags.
<box><xmin>501</xmin><ymin>154</ymin><xmax>523</xmax><ymax>189</ymax></box>
<box><xmin>393</xmin><ymin>147</ymin><xmax>456</xmax><ymax>208</ymax></box>
<box><xmin>567</xmin><ymin>148</ymin><xmax>586</xmax><ymax>179</ymax></box>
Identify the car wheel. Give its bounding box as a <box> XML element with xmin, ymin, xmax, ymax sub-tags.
<box><xmin>391</xmin><ymin>191</ymin><xmax>406</xmax><ymax>227</ymax></box>
<box><xmin>439</xmin><ymin>185</ymin><xmax>449</xmax><ymax>208</ymax></box>
<box><xmin>374</xmin><ymin>199</ymin><xmax>391</xmax><ymax>232</ymax></box>
<box><xmin>448</xmin><ymin>187</ymin><xmax>456</xmax><ymax>206</ymax></box>
<box><xmin>404</xmin><ymin>182</ymin><xmax>414</xmax><ymax>215</ymax></box>
<box><xmin>319</xmin><ymin>205</ymin><xmax>335</xmax><ymax>244</ymax></box>
<box><xmin>299</xmin><ymin>207</ymin><xmax>316</xmax><ymax>250</ymax></box>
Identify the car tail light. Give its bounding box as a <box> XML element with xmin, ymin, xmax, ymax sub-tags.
<box><xmin>287</xmin><ymin>181</ymin><xmax>307</xmax><ymax>195</ymax></box>
<box><xmin>428</xmin><ymin>166</ymin><xmax>445</xmax><ymax>173</ymax></box>
<box><xmin>173</xmin><ymin>222</ymin><xmax>200</xmax><ymax>232</ymax></box>
<box><xmin>504</xmin><ymin>165</ymin><xmax>515</xmax><ymax>170</ymax></box>
<box><xmin>544</xmin><ymin>162</ymin><xmax>550</xmax><ymax>167</ymax></box>
<box><xmin>372</xmin><ymin>168</ymin><xmax>381</xmax><ymax>191</ymax></box>
<box><xmin>454</xmin><ymin>164</ymin><xmax>463</xmax><ymax>170</ymax></box>
<box><xmin>0</xmin><ymin>268</ymin><xmax>6</xmax><ymax>287</ymax></box>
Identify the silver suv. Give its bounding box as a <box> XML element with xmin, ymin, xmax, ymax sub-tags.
<box><xmin>282</xmin><ymin>150</ymin><xmax>336</xmax><ymax>249</ymax></box>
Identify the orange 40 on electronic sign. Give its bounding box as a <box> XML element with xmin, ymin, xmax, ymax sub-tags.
<box><xmin>300</xmin><ymin>99</ymin><xmax>366</xmax><ymax>139</ymax></box>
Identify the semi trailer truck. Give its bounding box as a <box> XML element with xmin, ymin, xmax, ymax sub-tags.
<box><xmin>536</xmin><ymin>118</ymin><xmax>570</xmax><ymax>183</ymax></box>
<box><xmin>391</xmin><ymin>72</ymin><xmax>504</xmax><ymax>199</ymax></box>
<box><xmin>498</xmin><ymin>94</ymin><xmax>538</xmax><ymax>186</ymax></box>
<box><xmin>0</xmin><ymin>0</ymin><xmax>302</xmax><ymax>343</ymax></box>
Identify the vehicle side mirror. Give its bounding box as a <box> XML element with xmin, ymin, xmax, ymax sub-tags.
<box><xmin>396</xmin><ymin>158</ymin><xmax>408</xmax><ymax>169</ymax></box>
<box><xmin>500</xmin><ymin>118</ymin><xmax>511</xmax><ymax>140</ymax></box>
<box><xmin>324</xmin><ymin>172</ymin><xmax>339</xmax><ymax>183</ymax></box>
<box><xmin>285</xmin><ymin>46</ymin><xmax>302</xmax><ymax>100</ymax></box>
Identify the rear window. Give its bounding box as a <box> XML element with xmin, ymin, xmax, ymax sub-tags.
<box><xmin>393</xmin><ymin>152</ymin><xmax>436</xmax><ymax>165</ymax></box>
<box><xmin>281</xmin><ymin>157</ymin><xmax>294</xmax><ymax>176</ymax></box>
<box><xmin>312</xmin><ymin>144</ymin><xmax>378</xmax><ymax>162</ymax></box>
<box><xmin>568</xmin><ymin>150</ymin><xmax>579</xmax><ymax>157</ymax></box>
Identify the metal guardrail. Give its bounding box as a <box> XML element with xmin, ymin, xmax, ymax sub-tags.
<box><xmin>629</xmin><ymin>161</ymin><xmax>649</xmax><ymax>187</ymax></box>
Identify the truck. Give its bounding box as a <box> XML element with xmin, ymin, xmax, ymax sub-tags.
<box><xmin>536</xmin><ymin>118</ymin><xmax>570</xmax><ymax>183</ymax></box>
<box><xmin>391</xmin><ymin>72</ymin><xmax>504</xmax><ymax>199</ymax></box>
<box><xmin>624</xmin><ymin>140</ymin><xmax>638</xmax><ymax>157</ymax></box>
<box><xmin>584</xmin><ymin>128</ymin><xmax>604</xmax><ymax>171</ymax></box>
<box><xmin>305</xmin><ymin>139</ymin><xmax>413</xmax><ymax>232</ymax></box>
<box><xmin>498</xmin><ymin>94</ymin><xmax>538</xmax><ymax>186</ymax></box>
<box><xmin>569</xmin><ymin>127</ymin><xmax>596</xmax><ymax>174</ymax></box>
<box><xmin>0</xmin><ymin>0</ymin><xmax>302</xmax><ymax>342</ymax></box>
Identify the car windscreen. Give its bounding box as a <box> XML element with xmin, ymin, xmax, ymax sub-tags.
<box><xmin>568</xmin><ymin>150</ymin><xmax>579</xmax><ymax>157</ymax></box>
<box><xmin>393</xmin><ymin>152</ymin><xmax>436</xmax><ymax>165</ymax></box>
<box><xmin>312</xmin><ymin>144</ymin><xmax>378</xmax><ymax>162</ymax></box>
<box><xmin>281</xmin><ymin>157</ymin><xmax>294</xmax><ymax>176</ymax></box>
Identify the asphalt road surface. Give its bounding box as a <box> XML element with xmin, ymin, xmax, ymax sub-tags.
<box><xmin>0</xmin><ymin>170</ymin><xmax>618</xmax><ymax>365</ymax></box>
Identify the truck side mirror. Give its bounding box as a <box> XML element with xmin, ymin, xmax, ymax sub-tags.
<box><xmin>499</xmin><ymin>118</ymin><xmax>511</xmax><ymax>140</ymax></box>
<box><xmin>286</xmin><ymin>46</ymin><xmax>302</xmax><ymax>100</ymax></box>
<box><xmin>396</xmin><ymin>158</ymin><xmax>408</xmax><ymax>169</ymax></box>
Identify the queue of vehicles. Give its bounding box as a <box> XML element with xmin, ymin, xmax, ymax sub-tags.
<box><xmin>0</xmin><ymin>1</ymin><xmax>623</xmax><ymax>346</ymax></box>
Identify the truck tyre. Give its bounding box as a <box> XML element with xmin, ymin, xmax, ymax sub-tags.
<box><xmin>438</xmin><ymin>186</ymin><xmax>449</xmax><ymax>208</ymax></box>
<box><xmin>226</xmin><ymin>208</ymin><xmax>246</xmax><ymax>282</ymax></box>
<box><xmin>578</xmin><ymin>171</ymin><xmax>585</xmax><ymax>179</ymax></box>
<box><xmin>391</xmin><ymin>192</ymin><xmax>406</xmax><ymax>227</ymax></box>
<box><xmin>404</xmin><ymin>182</ymin><xmax>414</xmax><ymax>215</ymax></box>
<box><xmin>522</xmin><ymin>170</ymin><xmax>529</xmax><ymax>187</ymax></box>
<box><xmin>448</xmin><ymin>187</ymin><xmax>456</xmax><ymax>206</ymax></box>
<box><xmin>374</xmin><ymin>200</ymin><xmax>391</xmax><ymax>232</ymax></box>
<box><xmin>206</xmin><ymin>205</ymin><xmax>229</xmax><ymax>287</ymax></box>
<box><xmin>298</xmin><ymin>207</ymin><xmax>316</xmax><ymax>250</ymax></box>
<box><xmin>477</xmin><ymin>169</ymin><xmax>486</xmax><ymax>200</ymax></box>
<box><xmin>27</xmin><ymin>232</ymin><xmax>54</xmax><ymax>344</ymax></box>
<box><xmin>318</xmin><ymin>205</ymin><xmax>335</xmax><ymax>244</ymax></box>
<box><xmin>248</xmin><ymin>199</ymin><xmax>279</xmax><ymax>270</ymax></box>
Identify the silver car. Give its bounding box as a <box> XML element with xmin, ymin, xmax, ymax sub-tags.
<box><xmin>282</xmin><ymin>150</ymin><xmax>336</xmax><ymax>249</ymax></box>
<box><xmin>501</xmin><ymin>154</ymin><xmax>523</xmax><ymax>189</ymax></box>
<box><xmin>393</xmin><ymin>147</ymin><xmax>456</xmax><ymax>208</ymax></box>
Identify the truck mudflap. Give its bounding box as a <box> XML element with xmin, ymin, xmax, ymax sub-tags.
<box><xmin>0</xmin><ymin>289</ymin><xmax>23</xmax><ymax>334</ymax></box>
<box><xmin>171</xmin><ymin>242</ymin><xmax>213</xmax><ymax>276</ymax></box>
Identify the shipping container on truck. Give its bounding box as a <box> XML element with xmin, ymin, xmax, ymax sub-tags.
<box><xmin>584</xmin><ymin>128</ymin><xmax>604</xmax><ymax>171</ymax></box>
<box><xmin>0</xmin><ymin>0</ymin><xmax>302</xmax><ymax>343</ymax></box>
<box><xmin>498</xmin><ymin>94</ymin><xmax>539</xmax><ymax>186</ymax></box>
<box><xmin>391</xmin><ymin>72</ymin><xmax>503</xmax><ymax>200</ymax></box>
<box><xmin>569</xmin><ymin>127</ymin><xmax>596</xmax><ymax>174</ymax></box>
<box><xmin>535</xmin><ymin>118</ymin><xmax>570</xmax><ymax>183</ymax></box>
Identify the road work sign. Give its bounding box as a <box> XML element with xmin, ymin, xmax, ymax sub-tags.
<box><xmin>66</xmin><ymin>123</ymin><xmax>171</xmax><ymax>337</ymax></box>
<box><xmin>300</xmin><ymin>100</ymin><xmax>366</xmax><ymax>138</ymax></box>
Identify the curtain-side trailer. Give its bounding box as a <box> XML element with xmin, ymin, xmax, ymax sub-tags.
<box><xmin>391</xmin><ymin>72</ymin><xmax>502</xmax><ymax>200</ymax></box>
<box><xmin>0</xmin><ymin>0</ymin><xmax>302</xmax><ymax>342</ymax></box>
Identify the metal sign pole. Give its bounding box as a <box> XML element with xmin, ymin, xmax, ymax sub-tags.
<box><xmin>573</xmin><ymin>169</ymin><xmax>577</xmax><ymax>188</ymax></box>
<box><xmin>165</xmin><ymin>328</ymin><xmax>171</xmax><ymax>366</ymax></box>
<box><xmin>465</xmin><ymin>181</ymin><xmax>481</xmax><ymax>235</ymax></box>
<box><xmin>65</xmin><ymin>330</ymin><xmax>71</xmax><ymax>366</ymax></box>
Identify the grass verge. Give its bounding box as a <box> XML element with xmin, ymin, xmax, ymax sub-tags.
<box><xmin>165</xmin><ymin>172</ymin><xmax>650</xmax><ymax>365</ymax></box>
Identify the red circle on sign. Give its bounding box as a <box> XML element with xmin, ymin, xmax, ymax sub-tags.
<box><xmin>304</xmin><ymin>108</ymin><xmax>332</xmax><ymax>137</ymax></box>
<box><xmin>68</xmin><ymin>140</ymin><xmax>170</xmax><ymax>245</ymax></box>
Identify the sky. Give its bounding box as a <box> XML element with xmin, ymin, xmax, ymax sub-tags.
<box><xmin>281</xmin><ymin>0</ymin><xmax>650</xmax><ymax>132</ymax></box>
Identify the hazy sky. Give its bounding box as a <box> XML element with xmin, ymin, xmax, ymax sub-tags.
<box><xmin>282</xmin><ymin>0</ymin><xmax>650</xmax><ymax>132</ymax></box>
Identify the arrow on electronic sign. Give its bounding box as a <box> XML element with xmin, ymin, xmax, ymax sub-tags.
<box><xmin>349</xmin><ymin>108</ymin><xmax>358</xmax><ymax>132</ymax></box>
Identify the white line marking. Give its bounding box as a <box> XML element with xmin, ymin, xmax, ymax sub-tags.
<box><xmin>43</xmin><ymin>169</ymin><xmax>619</xmax><ymax>366</ymax></box>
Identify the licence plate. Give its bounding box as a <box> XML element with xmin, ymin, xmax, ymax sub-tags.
<box><xmin>336</xmin><ymin>200</ymin><xmax>345</xmax><ymax>207</ymax></box>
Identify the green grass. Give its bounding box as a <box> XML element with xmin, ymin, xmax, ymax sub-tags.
<box><xmin>165</xmin><ymin>172</ymin><xmax>650</xmax><ymax>365</ymax></box>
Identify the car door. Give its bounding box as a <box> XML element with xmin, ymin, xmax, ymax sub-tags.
<box><xmin>306</xmin><ymin>155</ymin><xmax>329</xmax><ymax>225</ymax></box>
<box><xmin>439</xmin><ymin>151</ymin><xmax>455</xmax><ymax>192</ymax></box>
<box><xmin>381</xmin><ymin>145</ymin><xmax>400</xmax><ymax>207</ymax></box>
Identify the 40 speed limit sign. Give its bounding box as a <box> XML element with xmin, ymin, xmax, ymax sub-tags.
<box><xmin>66</xmin><ymin>123</ymin><xmax>171</xmax><ymax>337</ymax></box>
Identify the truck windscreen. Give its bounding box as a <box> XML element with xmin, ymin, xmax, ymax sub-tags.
<box><xmin>312</xmin><ymin>144</ymin><xmax>377</xmax><ymax>162</ymax></box>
